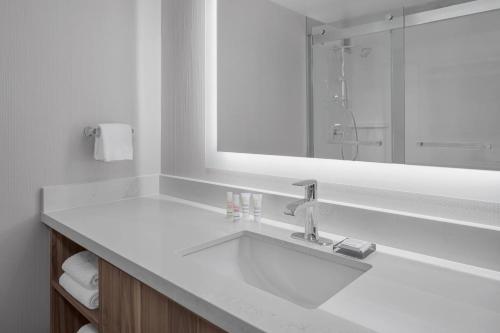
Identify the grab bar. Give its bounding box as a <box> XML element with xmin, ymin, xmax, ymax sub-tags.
<box><xmin>333</xmin><ymin>140</ymin><xmax>383</xmax><ymax>147</ymax></box>
<box><xmin>417</xmin><ymin>141</ymin><xmax>493</xmax><ymax>150</ymax></box>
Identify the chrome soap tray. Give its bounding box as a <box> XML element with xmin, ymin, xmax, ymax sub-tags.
<box><xmin>333</xmin><ymin>238</ymin><xmax>376</xmax><ymax>259</ymax></box>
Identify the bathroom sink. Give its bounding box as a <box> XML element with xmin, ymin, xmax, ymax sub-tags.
<box><xmin>180</xmin><ymin>231</ymin><xmax>371</xmax><ymax>309</ymax></box>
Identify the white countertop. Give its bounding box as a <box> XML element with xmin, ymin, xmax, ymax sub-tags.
<box><xmin>42</xmin><ymin>195</ymin><xmax>500</xmax><ymax>333</ymax></box>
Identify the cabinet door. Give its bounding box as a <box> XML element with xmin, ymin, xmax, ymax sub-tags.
<box><xmin>141</xmin><ymin>284</ymin><xmax>227</xmax><ymax>333</ymax></box>
<box><xmin>101</xmin><ymin>260</ymin><xmax>227</xmax><ymax>333</ymax></box>
<box><xmin>101</xmin><ymin>260</ymin><xmax>142</xmax><ymax>333</ymax></box>
<box><xmin>198</xmin><ymin>319</ymin><xmax>227</xmax><ymax>333</ymax></box>
<box><xmin>141</xmin><ymin>284</ymin><xmax>169</xmax><ymax>332</ymax></box>
<box><xmin>141</xmin><ymin>284</ymin><xmax>197</xmax><ymax>333</ymax></box>
<box><xmin>168</xmin><ymin>300</ymin><xmax>198</xmax><ymax>333</ymax></box>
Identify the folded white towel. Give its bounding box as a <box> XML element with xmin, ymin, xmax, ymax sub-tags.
<box><xmin>59</xmin><ymin>273</ymin><xmax>99</xmax><ymax>310</ymax></box>
<box><xmin>62</xmin><ymin>251</ymin><xmax>98</xmax><ymax>289</ymax></box>
<box><xmin>77</xmin><ymin>323</ymin><xmax>99</xmax><ymax>333</ymax></box>
<box><xmin>94</xmin><ymin>123</ymin><xmax>133</xmax><ymax>162</ymax></box>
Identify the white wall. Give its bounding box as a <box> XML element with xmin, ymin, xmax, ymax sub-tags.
<box><xmin>217</xmin><ymin>0</ymin><xmax>307</xmax><ymax>157</ymax></box>
<box><xmin>162</xmin><ymin>0</ymin><xmax>206</xmax><ymax>176</ymax></box>
<box><xmin>137</xmin><ymin>0</ymin><xmax>162</xmax><ymax>175</ymax></box>
<box><xmin>0</xmin><ymin>0</ymin><xmax>161</xmax><ymax>331</ymax></box>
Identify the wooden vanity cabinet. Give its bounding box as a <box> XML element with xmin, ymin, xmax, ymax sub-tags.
<box><xmin>50</xmin><ymin>230</ymin><xmax>226</xmax><ymax>333</ymax></box>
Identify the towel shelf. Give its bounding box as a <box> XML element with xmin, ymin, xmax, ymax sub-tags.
<box><xmin>50</xmin><ymin>230</ymin><xmax>100</xmax><ymax>332</ymax></box>
<box><xmin>51</xmin><ymin>280</ymin><xmax>100</xmax><ymax>326</ymax></box>
<box><xmin>49</xmin><ymin>229</ymin><xmax>228</xmax><ymax>333</ymax></box>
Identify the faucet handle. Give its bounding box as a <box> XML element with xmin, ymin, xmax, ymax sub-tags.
<box><xmin>292</xmin><ymin>179</ymin><xmax>317</xmax><ymax>200</ymax></box>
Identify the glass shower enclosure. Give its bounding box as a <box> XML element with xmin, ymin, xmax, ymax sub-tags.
<box><xmin>308</xmin><ymin>7</ymin><xmax>404</xmax><ymax>163</ymax></box>
<box><xmin>308</xmin><ymin>1</ymin><xmax>500</xmax><ymax>170</ymax></box>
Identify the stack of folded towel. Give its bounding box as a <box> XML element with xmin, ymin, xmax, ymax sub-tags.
<box><xmin>77</xmin><ymin>323</ymin><xmax>98</xmax><ymax>333</ymax></box>
<box><xmin>58</xmin><ymin>251</ymin><xmax>99</xmax><ymax>310</ymax></box>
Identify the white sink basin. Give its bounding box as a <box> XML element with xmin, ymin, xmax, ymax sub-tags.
<box><xmin>181</xmin><ymin>231</ymin><xmax>371</xmax><ymax>309</ymax></box>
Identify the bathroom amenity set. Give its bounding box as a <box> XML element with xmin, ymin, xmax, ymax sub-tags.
<box><xmin>226</xmin><ymin>192</ymin><xmax>263</xmax><ymax>222</ymax></box>
<box><xmin>58</xmin><ymin>250</ymin><xmax>100</xmax><ymax>332</ymax></box>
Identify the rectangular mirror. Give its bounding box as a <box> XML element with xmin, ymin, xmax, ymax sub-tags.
<box><xmin>217</xmin><ymin>0</ymin><xmax>500</xmax><ymax>170</ymax></box>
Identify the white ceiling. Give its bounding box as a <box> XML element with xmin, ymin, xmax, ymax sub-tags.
<box><xmin>268</xmin><ymin>0</ymin><xmax>454</xmax><ymax>23</ymax></box>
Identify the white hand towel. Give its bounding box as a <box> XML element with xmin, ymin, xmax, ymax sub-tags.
<box><xmin>77</xmin><ymin>323</ymin><xmax>99</xmax><ymax>333</ymax></box>
<box><xmin>94</xmin><ymin>123</ymin><xmax>133</xmax><ymax>162</ymax></box>
<box><xmin>59</xmin><ymin>273</ymin><xmax>99</xmax><ymax>310</ymax></box>
<box><xmin>62</xmin><ymin>251</ymin><xmax>98</xmax><ymax>289</ymax></box>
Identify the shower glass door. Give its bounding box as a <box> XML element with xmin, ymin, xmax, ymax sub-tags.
<box><xmin>310</xmin><ymin>15</ymin><xmax>402</xmax><ymax>163</ymax></box>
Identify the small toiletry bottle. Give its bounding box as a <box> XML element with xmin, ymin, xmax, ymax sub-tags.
<box><xmin>233</xmin><ymin>194</ymin><xmax>241</xmax><ymax>221</ymax></box>
<box><xmin>241</xmin><ymin>193</ymin><xmax>251</xmax><ymax>219</ymax></box>
<box><xmin>226</xmin><ymin>192</ymin><xmax>233</xmax><ymax>217</ymax></box>
<box><xmin>252</xmin><ymin>194</ymin><xmax>263</xmax><ymax>222</ymax></box>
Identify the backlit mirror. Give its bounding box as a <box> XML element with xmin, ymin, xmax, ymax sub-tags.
<box><xmin>217</xmin><ymin>0</ymin><xmax>500</xmax><ymax>170</ymax></box>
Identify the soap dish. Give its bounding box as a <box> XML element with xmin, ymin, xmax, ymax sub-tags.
<box><xmin>334</xmin><ymin>238</ymin><xmax>376</xmax><ymax>259</ymax></box>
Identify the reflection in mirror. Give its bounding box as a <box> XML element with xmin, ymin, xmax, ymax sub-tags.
<box><xmin>405</xmin><ymin>8</ymin><xmax>500</xmax><ymax>170</ymax></box>
<box><xmin>311</xmin><ymin>13</ymin><xmax>401</xmax><ymax>162</ymax></box>
<box><xmin>217</xmin><ymin>0</ymin><xmax>500</xmax><ymax>170</ymax></box>
<box><xmin>218</xmin><ymin>0</ymin><xmax>309</xmax><ymax>157</ymax></box>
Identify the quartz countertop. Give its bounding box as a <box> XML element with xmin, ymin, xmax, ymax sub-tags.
<box><xmin>42</xmin><ymin>195</ymin><xmax>500</xmax><ymax>333</ymax></box>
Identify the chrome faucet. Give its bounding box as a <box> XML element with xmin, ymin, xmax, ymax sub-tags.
<box><xmin>285</xmin><ymin>180</ymin><xmax>333</xmax><ymax>246</ymax></box>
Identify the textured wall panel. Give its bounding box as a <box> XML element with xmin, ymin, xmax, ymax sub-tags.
<box><xmin>0</xmin><ymin>0</ymin><xmax>160</xmax><ymax>331</ymax></box>
<box><xmin>162</xmin><ymin>0</ymin><xmax>206</xmax><ymax>175</ymax></box>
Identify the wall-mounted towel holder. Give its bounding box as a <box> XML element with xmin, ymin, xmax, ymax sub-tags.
<box><xmin>83</xmin><ymin>126</ymin><xmax>135</xmax><ymax>138</ymax></box>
